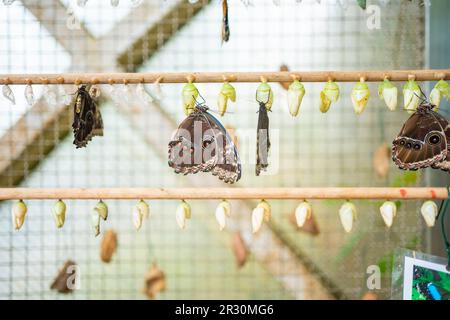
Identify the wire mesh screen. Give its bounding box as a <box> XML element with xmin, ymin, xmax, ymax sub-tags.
<box><xmin>0</xmin><ymin>0</ymin><xmax>435</xmax><ymax>300</ymax></box>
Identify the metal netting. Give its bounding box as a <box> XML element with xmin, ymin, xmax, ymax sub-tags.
<box><xmin>0</xmin><ymin>0</ymin><xmax>439</xmax><ymax>300</ymax></box>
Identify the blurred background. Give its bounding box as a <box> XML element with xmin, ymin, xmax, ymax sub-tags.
<box><xmin>0</xmin><ymin>0</ymin><xmax>449</xmax><ymax>300</ymax></box>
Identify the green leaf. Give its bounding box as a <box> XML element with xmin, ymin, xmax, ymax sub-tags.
<box><xmin>334</xmin><ymin>231</ymin><xmax>366</xmax><ymax>264</ymax></box>
<box><xmin>376</xmin><ymin>236</ymin><xmax>419</xmax><ymax>274</ymax></box>
<box><xmin>357</xmin><ymin>0</ymin><xmax>367</xmax><ymax>10</ymax></box>
<box><xmin>390</xmin><ymin>171</ymin><xmax>421</xmax><ymax>188</ymax></box>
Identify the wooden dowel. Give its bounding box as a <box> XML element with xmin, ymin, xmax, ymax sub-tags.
<box><xmin>0</xmin><ymin>69</ymin><xmax>449</xmax><ymax>85</ymax></box>
<box><xmin>0</xmin><ymin>188</ymin><xmax>447</xmax><ymax>200</ymax></box>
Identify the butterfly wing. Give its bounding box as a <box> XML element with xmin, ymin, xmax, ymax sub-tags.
<box><xmin>392</xmin><ymin>108</ymin><xmax>448</xmax><ymax>170</ymax></box>
<box><xmin>203</xmin><ymin>111</ymin><xmax>241</xmax><ymax>183</ymax></box>
<box><xmin>168</xmin><ymin>108</ymin><xmax>241</xmax><ymax>184</ymax></box>
<box><xmin>168</xmin><ymin>112</ymin><xmax>204</xmax><ymax>175</ymax></box>
<box><xmin>72</xmin><ymin>86</ymin><xmax>103</xmax><ymax>148</ymax></box>
<box><xmin>430</xmin><ymin>111</ymin><xmax>450</xmax><ymax>172</ymax></box>
<box><xmin>256</xmin><ymin>103</ymin><xmax>270</xmax><ymax>176</ymax></box>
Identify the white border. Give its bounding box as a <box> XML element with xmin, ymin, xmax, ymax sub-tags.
<box><xmin>403</xmin><ymin>256</ymin><xmax>450</xmax><ymax>300</ymax></box>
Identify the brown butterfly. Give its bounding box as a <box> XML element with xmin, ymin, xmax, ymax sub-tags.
<box><xmin>256</xmin><ymin>95</ymin><xmax>271</xmax><ymax>176</ymax></box>
<box><xmin>72</xmin><ymin>85</ymin><xmax>103</xmax><ymax>148</ymax></box>
<box><xmin>221</xmin><ymin>0</ymin><xmax>230</xmax><ymax>43</ymax></box>
<box><xmin>392</xmin><ymin>100</ymin><xmax>449</xmax><ymax>172</ymax></box>
<box><xmin>168</xmin><ymin>102</ymin><xmax>241</xmax><ymax>184</ymax></box>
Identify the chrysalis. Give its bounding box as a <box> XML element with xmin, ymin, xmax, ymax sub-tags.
<box><xmin>58</xmin><ymin>85</ymin><xmax>72</xmax><ymax>106</ymax></box>
<box><xmin>252</xmin><ymin>207</ymin><xmax>264</xmax><ymax>233</ymax></box>
<box><xmin>110</xmin><ymin>0</ymin><xmax>119</xmax><ymax>6</ymax></box>
<box><xmin>100</xmin><ymin>229</ymin><xmax>118</xmax><ymax>263</ymax></box>
<box><xmin>94</xmin><ymin>200</ymin><xmax>108</xmax><ymax>220</ymax></box>
<box><xmin>50</xmin><ymin>260</ymin><xmax>78</xmax><ymax>294</ymax></box>
<box><xmin>89</xmin><ymin>85</ymin><xmax>101</xmax><ymax>99</ymax></box>
<box><xmin>108</xmin><ymin>84</ymin><xmax>121</xmax><ymax>104</ymax></box>
<box><xmin>24</xmin><ymin>84</ymin><xmax>34</xmax><ymax>106</ymax></box>
<box><xmin>152</xmin><ymin>81</ymin><xmax>163</xmax><ymax>100</ymax></box>
<box><xmin>121</xmin><ymin>84</ymin><xmax>133</xmax><ymax>103</ymax></box>
<box><xmin>142</xmin><ymin>263</ymin><xmax>166</xmax><ymax>299</ymax></box>
<box><xmin>136</xmin><ymin>83</ymin><xmax>154</xmax><ymax>105</ymax></box>
<box><xmin>43</xmin><ymin>85</ymin><xmax>57</xmax><ymax>107</ymax></box>
<box><xmin>218</xmin><ymin>82</ymin><xmax>236</xmax><ymax>116</ymax></box>
<box><xmin>12</xmin><ymin>200</ymin><xmax>27</xmax><ymax>230</ymax></box>
<box><xmin>53</xmin><ymin>200</ymin><xmax>66</xmax><ymax>228</ymax></box>
<box><xmin>2</xmin><ymin>84</ymin><xmax>15</xmax><ymax>105</ymax></box>
<box><xmin>232</xmin><ymin>233</ymin><xmax>248</xmax><ymax>268</ymax></box>
<box><xmin>91</xmin><ymin>212</ymin><xmax>101</xmax><ymax>237</ymax></box>
<box><xmin>215</xmin><ymin>204</ymin><xmax>227</xmax><ymax>231</ymax></box>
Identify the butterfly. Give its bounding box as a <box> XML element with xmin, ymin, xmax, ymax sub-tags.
<box><xmin>256</xmin><ymin>94</ymin><xmax>271</xmax><ymax>176</ymax></box>
<box><xmin>221</xmin><ymin>0</ymin><xmax>230</xmax><ymax>43</ymax></box>
<box><xmin>72</xmin><ymin>85</ymin><xmax>104</xmax><ymax>148</ymax></box>
<box><xmin>392</xmin><ymin>99</ymin><xmax>449</xmax><ymax>172</ymax></box>
<box><xmin>168</xmin><ymin>102</ymin><xmax>241</xmax><ymax>184</ymax></box>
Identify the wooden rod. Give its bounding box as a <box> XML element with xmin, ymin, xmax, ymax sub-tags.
<box><xmin>0</xmin><ymin>188</ymin><xmax>447</xmax><ymax>200</ymax></box>
<box><xmin>0</xmin><ymin>69</ymin><xmax>449</xmax><ymax>85</ymax></box>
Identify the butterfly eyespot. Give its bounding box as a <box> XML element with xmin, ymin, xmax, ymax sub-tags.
<box><xmin>413</xmin><ymin>144</ymin><xmax>421</xmax><ymax>150</ymax></box>
<box><xmin>427</xmin><ymin>134</ymin><xmax>441</xmax><ymax>145</ymax></box>
<box><xmin>202</xmin><ymin>141</ymin><xmax>211</xmax><ymax>149</ymax></box>
<box><xmin>399</xmin><ymin>140</ymin><xmax>406</xmax><ymax>146</ymax></box>
<box><xmin>406</xmin><ymin>142</ymin><xmax>412</xmax><ymax>149</ymax></box>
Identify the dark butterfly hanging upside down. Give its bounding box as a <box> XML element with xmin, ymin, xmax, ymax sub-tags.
<box><xmin>221</xmin><ymin>0</ymin><xmax>230</xmax><ymax>43</ymax></box>
<box><xmin>72</xmin><ymin>85</ymin><xmax>104</xmax><ymax>148</ymax></box>
<box><xmin>392</xmin><ymin>101</ymin><xmax>450</xmax><ymax>173</ymax></box>
<box><xmin>168</xmin><ymin>102</ymin><xmax>241</xmax><ymax>184</ymax></box>
<box><xmin>256</xmin><ymin>94</ymin><xmax>271</xmax><ymax>176</ymax></box>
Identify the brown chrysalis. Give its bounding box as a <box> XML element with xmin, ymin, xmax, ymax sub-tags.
<box><xmin>50</xmin><ymin>260</ymin><xmax>78</xmax><ymax>294</ymax></box>
<box><xmin>232</xmin><ymin>232</ymin><xmax>248</xmax><ymax>268</ymax></box>
<box><xmin>100</xmin><ymin>229</ymin><xmax>118</xmax><ymax>263</ymax></box>
<box><xmin>142</xmin><ymin>263</ymin><xmax>166</xmax><ymax>299</ymax></box>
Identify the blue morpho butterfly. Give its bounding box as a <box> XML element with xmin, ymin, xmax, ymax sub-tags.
<box><xmin>168</xmin><ymin>99</ymin><xmax>241</xmax><ymax>184</ymax></box>
<box><xmin>392</xmin><ymin>95</ymin><xmax>449</xmax><ymax>173</ymax></box>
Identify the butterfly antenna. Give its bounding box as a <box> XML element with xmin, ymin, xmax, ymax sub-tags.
<box><xmin>414</xmin><ymin>91</ymin><xmax>428</xmax><ymax>105</ymax></box>
<box><xmin>255</xmin><ymin>89</ymin><xmax>272</xmax><ymax>112</ymax></box>
<box><xmin>195</xmin><ymin>91</ymin><xmax>207</xmax><ymax>107</ymax></box>
<box><xmin>418</xmin><ymin>85</ymin><xmax>428</xmax><ymax>99</ymax></box>
<box><xmin>255</xmin><ymin>90</ymin><xmax>271</xmax><ymax>105</ymax></box>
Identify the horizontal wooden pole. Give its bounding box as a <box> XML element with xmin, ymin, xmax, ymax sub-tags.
<box><xmin>0</xmin><ymin>69</ymin><xmax>449</xmax><ymax>85</ymax></box>
<box><xmin>0</xmin><ymin>188</ymin><xmax>447</xmax><ymax>200</ymax></box>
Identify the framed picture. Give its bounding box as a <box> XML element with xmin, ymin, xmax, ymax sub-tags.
<box><xmin>392</xmin><ymin>249</ymin><xmax>450</xmax><ymax>300</ymax></box>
